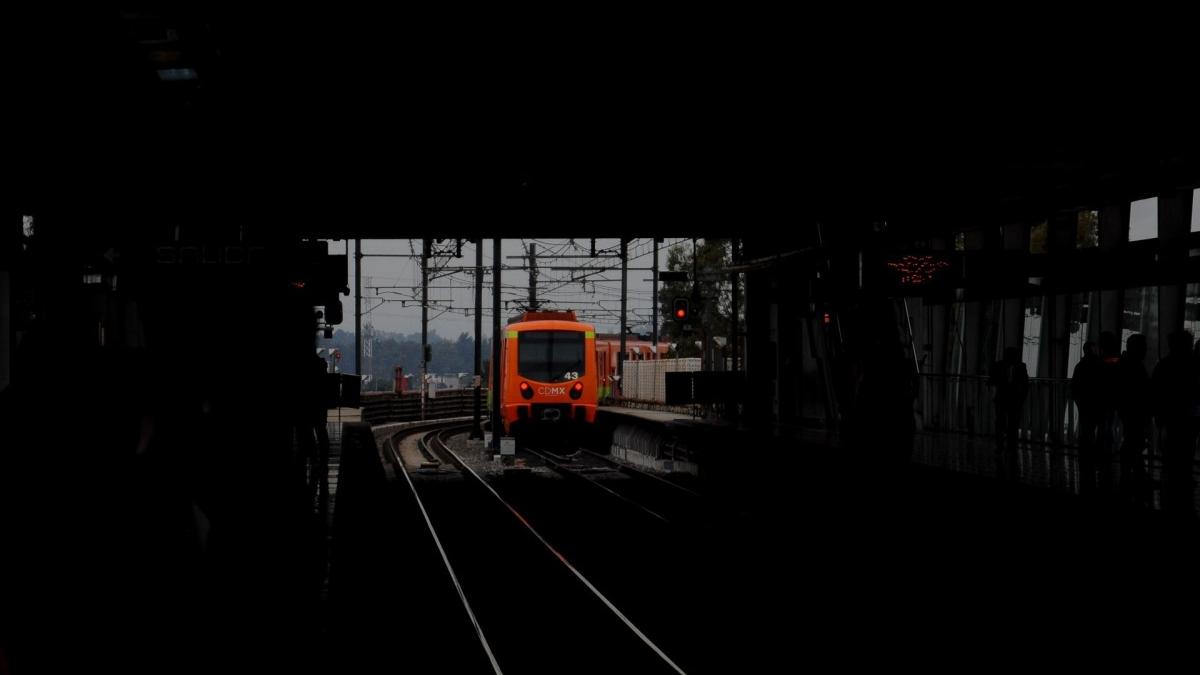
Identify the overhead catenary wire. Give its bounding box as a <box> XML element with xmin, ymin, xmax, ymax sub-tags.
<box><xmin>350</xmin><ymin>237</ymin><xmax>701</xmax><ymax>335</ymax></box>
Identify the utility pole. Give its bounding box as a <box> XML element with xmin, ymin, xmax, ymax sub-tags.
<box><xmin>491</xmin><ymin>238</ymin><xmax>502</xmax><ymax>450</ymax></box>
<box><xmin>652</xmin><ymin>238</ymin><xmax>659</xmax><ymax>356</ymax></box>
<box><xmin>471</xmin><ymin>239</ymin><xmax>483</xmax><ymax>439</ymax></box>
<box><xmin>528</xmin><ymin>242</ymin><xmax>538</xmax><ymax>311</ymax></box>
<box><xmin>354</xmin><ymin>239</ymin><xmax>362</xmax><ymax>377</ymax></box>
<box><xmin>618</xmin><ymin>238</ymin><xmax>628</xmax><ymax>400</ymax></box>
<box><xmin>421</xmin><ymin>238</ymin><xmax>429</xmax><ymax>421</ymax></box>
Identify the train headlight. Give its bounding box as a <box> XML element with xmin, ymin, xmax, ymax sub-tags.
<box><xmin>569</xmin><ymin>381</ymin><xmax>584</xmax><ymax>400</ymax></box>
<box><xmin>519</xmin><ymin>381</ymin><xmax>534</xmax><ymax>400</ymax></box>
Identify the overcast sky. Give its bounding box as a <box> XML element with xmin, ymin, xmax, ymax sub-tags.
<box><xmin>323</xmin><ymin>238</ymin><xmax>697</xmax><ymax>341</ymax></box>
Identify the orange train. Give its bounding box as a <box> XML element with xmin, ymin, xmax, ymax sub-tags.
<box><xmin>490</xmin><ymin>310</ymin><xmax>599</xmax><ymax>440</ymax></box>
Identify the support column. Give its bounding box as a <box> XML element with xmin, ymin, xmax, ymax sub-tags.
<box><xmin>1098</xmin><ymin>203</ymin><xmax>1129</xmax><ymax>337</ymax></box>
<box><xmin>742</xmin><ymin>244</ymin><xmax>776</xmax><ymax>428</ymax></box>
<box><xmin>1001</xmin><ymin>223</ymin><xmax>1029</xmax><ymax>358</ymax></box>
<box><xmin>1042</xmin><ymin>212</ymin><xmax>1074</xmax><ymax>381</ymax></box>
<box><xmin>491</xmin><ymin>238</ymin><xmax>502</xmax><ymax>451</ymax></box>
<box><xmin>1159</xmin><ymin>190</ymin><xmax>1193</xmax><ymax>357</ymax></box>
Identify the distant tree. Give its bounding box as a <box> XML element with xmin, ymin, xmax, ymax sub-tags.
<box><xmin>658</xmin><ymin>240</ymin><xmax>741</xmax><ymax>359</ymax></box>
<box><xmin>1077</xmin><ymin>210</ymin><xmax>1099</xmax><ymax>248</ymax></box>
<box><xmin>1030</xmin><ymin>221</ymin><xmax>1048</xmax><ymax>254</ymax></box>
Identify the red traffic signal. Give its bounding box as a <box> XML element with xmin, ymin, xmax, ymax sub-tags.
<box><xmin>672</xmin><ymin>297</ymin><xmax>689</xmax><ymax>321</ymax></box>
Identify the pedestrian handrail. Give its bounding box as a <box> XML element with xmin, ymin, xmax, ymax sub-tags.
<box><xmin>917</xmin><ymin>373</ymin><xmax>1082</xmax><ymax>448</ymax></box>
<box><xmin>360</xmin><ymin>389</ymin><xmax>487</xmax><ymax>425</ymax></box>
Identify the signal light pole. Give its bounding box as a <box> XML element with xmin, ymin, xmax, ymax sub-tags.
<box><xmin>652</xmin><ymin>239</ymin><xmax>659</xmax><ymax>356</ymax></box>
<box><xmin>491</xmin><ymin>238</ymin><xmax>501</xmax><ymax>451</ymax></box>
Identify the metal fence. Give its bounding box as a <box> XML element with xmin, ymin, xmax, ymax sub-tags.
<box><xmin>360</xmin><ymin>388</ymin><xmax>485</xmax><ymax>425</ymax></box>
<box><xmin>917</xmin><ymin>374</ymin><xmax>1081</xmax><ymax>447</ymax></box>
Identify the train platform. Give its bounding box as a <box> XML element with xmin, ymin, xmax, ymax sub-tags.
<box><xmin>596</xmin><ymin>405</ymin><xmax>694</xmax><ymax>425</ymax></box>
<box><xmin>597</xmin><ymin>403</ymin><xmax>1200</xmax><ymax>516</ymax></box>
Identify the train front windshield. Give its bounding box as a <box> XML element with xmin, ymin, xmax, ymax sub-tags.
<box><xmin>517</xmin><ymin>331</ymin><xmax>586</xmax><ymax>383</ymax></box>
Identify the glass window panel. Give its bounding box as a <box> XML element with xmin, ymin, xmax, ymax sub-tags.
<box><xmin>1191</xmin><ymin>188</ymin><xmax>1199</xmax><ymax>233</ymax></box>
<box><xmin>1022</xmin><ymin>296</ymin><xmax>1044</xmax><ymax>376</ymax></box>
<box><xmin>1121</xmin><ymin>286</ymin><xmax>1159</xmax><ymax>367</ymax></box>
<box><xmin>1076</xmin><ymin>210</ymin><xmax>1099</xmax><ymax>248</ymax></box>
<box><xmin>1030</xmin><ymin>221</ymin><xmax>1048</xmax><ymax>254</ymax></box>
<box><xmin>517</xmin><ymin>330</ymin><xmax>586</xmax><ymax>383</ymax></box>
<box><xmin>1128</xmin><ymin>197</ymin><xmax>1158</xmax><ymax>242</ymax></box>
<box><xmin>1185</xmin><ymin>283</ymin><xmax>1200</xmax><ymax>344</ymax></box>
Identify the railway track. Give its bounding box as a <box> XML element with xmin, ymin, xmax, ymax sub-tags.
<box><xmin>482</xmin><ymin>439</ymin><xmax>774</xmax><ymax>675</ymax></box>
<box><xmin>386</xmin><ymin>422</ymin><xmax>688</xmax><ymax>675</ymax></box>
<box><xmin>516</xmin><ymin>443</ymin><xmax>746</xmax><ymax>531</ymax></box>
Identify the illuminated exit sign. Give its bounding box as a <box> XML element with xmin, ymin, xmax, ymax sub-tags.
<box><xmin>886</xmin><ymin>254</ymin><xmax>951</xmax><ymax>285</ymax></box>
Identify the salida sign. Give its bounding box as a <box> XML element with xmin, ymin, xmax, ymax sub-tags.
<box><xmin>886</xmin><ymin>254</ymin><xmax>951</xmax><ymax>285</ymax></box>
<box><xmin>865</xmin><ymin>251</ymin><xmax>958</xmax><ymax>296</ymax></box>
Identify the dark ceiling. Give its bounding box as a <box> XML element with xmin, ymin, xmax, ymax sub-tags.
<box><xmin>12</xmin><ymin>7</ymin><xmax>1200</xmax><ymax>244</ymax></box>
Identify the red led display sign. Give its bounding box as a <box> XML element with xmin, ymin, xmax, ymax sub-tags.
<box><xmin>885</xmin><ymin>255</ymin><xmax>951</xmax><ymax>285</ymax></box>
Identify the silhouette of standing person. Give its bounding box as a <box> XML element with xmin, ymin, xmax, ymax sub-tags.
<box><xmin>1151</xmin><ymin>330</ymin><xmax>1197</xmax><ymax>518</ymax></box>
<box><xmin>296</xmin><ymin>353</ymin><xmax>332</xmax><ymax>502</ymax></box>
<box><xmin>1117</xmin><ymin>334</ymin><xmax>1151</xmax><ymax>505</ymax></box>
<box><xmin>990</xmin><ymin>347</ymin><xmax>1029</xmax><ymax>454</ymax></box>
<box><xmin>992</xmin><ymin>347</ymin><xmax>1030</xmax><ymax>482</ymax></box>
<box><xmin>1095</xmin><ymin>331</ymin><xmax>1122</xmax><ymax>492</ymax></box>
<box><xmin>1072</xmin><ymin>340</ymin><xmax>1103</xmax><ymax>494</ymax></box>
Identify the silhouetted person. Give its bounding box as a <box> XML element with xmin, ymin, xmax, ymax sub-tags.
<box><xmin>1096</xmin><ymin>331</ymin><xmax>1122</xmax><ymax>491</ymax></box>
<box><xmin>989</xmin><ymin>347</ymin><xmax>1029</xmax><ymax>454</ymax></box>
<box><xmin>1072</xmin><ymin>340</ymin><xmax>1103</xmax><ymax>494</ymax></box>
<box><xmin>1152</xmin><ymin>330</ymin><xmax>1197</xmax><ymax>518</ymax></box>
<box><xmin>1117</xmin><ymin>334</ymin><xmax>1151</xmax><ymax>505</ymax></box>
<box><xmin>298</xmin><ymin>354</ymin><xmax>332</xmax><ymax>502</ymax></box>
